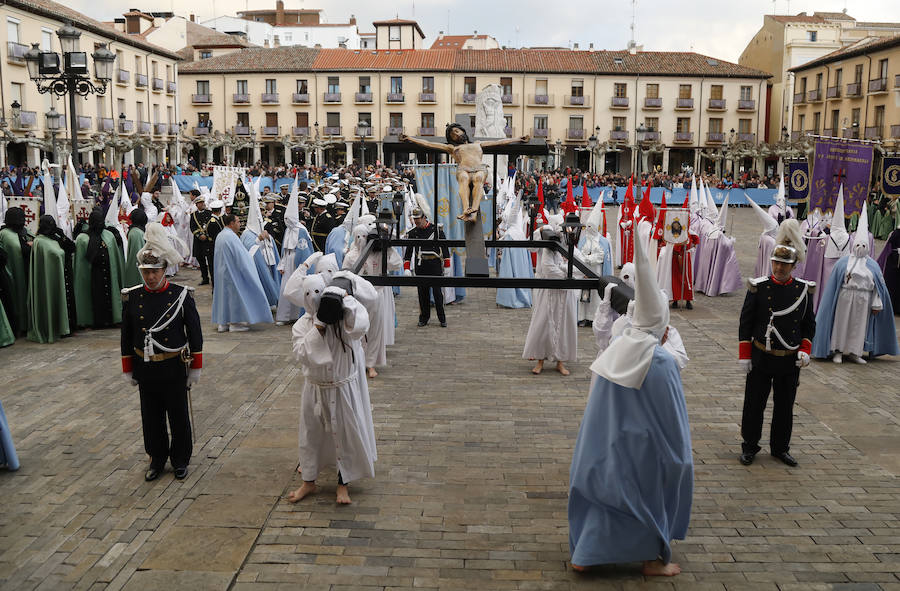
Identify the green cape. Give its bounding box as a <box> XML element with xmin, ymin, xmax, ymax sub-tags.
<box><xmin>123</xmin><ymin>227</ymin><xmax>145</xmax><ymax>288</ymax></box>
<box><xmin>27</xmin><ymin>235</ymin><xmax>71</xmax><ymax>343</ymax></box>
<box><xmin>74</xmin><ymin>230</ymin><xmax>125</xmax><ymax>327</ymax></box>
<box><xmin>0</xmin><ymin>228</ymin><xmax>30</xmax><ymax>335</ymax></box>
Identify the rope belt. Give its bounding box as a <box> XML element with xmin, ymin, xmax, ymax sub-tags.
<box><xmin>764</xmin><ymin>281</ymin><xmax>808</xmax><ymax>352</ymax></box>
<box><xmin>309</xmin><ymin>373</ymin><xmax>357</xmax><ymax>432</ymax></box>
<box><xmin>143</xmin><ymin>288</ymin><xmax>189</xmax><ymax>362</ymax></box>
<box><xmin>753</xmin><ymin>340</ymin><xmax>794</xmax><ymax>357</ymax></box>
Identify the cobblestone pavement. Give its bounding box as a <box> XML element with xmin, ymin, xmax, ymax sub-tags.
<box><xmin>1</xmin><ymin>209</ymin><xmax>899</xmax><ymax>590</ymax></box>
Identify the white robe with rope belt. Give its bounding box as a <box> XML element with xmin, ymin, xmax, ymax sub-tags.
<box><xmin>292</xmin><ymin>296</ymin><xmax>377</xmax><ymax>483</ymax></box>
<box><xmin>522</xmin><ymin>249</ymin><xmax>578</xmax><ymax>362</ymax></box>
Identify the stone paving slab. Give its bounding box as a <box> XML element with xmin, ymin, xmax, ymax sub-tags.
<box><xmin>0</xmin><ymin>209</ymin><xmax>898</xmax><ymax>590</ymax></box>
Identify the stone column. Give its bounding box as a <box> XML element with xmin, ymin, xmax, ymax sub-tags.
<box><xmin>376</xmin><ymin>141</ymin><xmax>384</xmax><ymax>165</ymax></box>
<box><xmin>662</xmin><ymin>148</ymin><xmax>671</xmax><ymax>174</ymax></box>
<box><xmin>345</xmin><ymin>141</ymin><xmax>353</xmax><ymax>166</ymax></box>
<box><xmin>252</xmin><ymin>142</ymin><xmax>261</xmax><ymax>164</ymax></box>
<box><xmin>29</xmin><ymin>145</ymin><xmax>40</xmax><ymax>166</ymax></box>
<box><xmin>285</xmin><ymin>144</ymin><xmax>292</xmax><ymax>166</ymax></box>
<box><xmin>598</xmin><ymin>151</ymin><xmax>606</xmax><ymax>174</ymax></box>
<box><xmin>123</xmin><ymin>150</ymin><xmax>134</xmax><ymax>166</ymax></box>
<box><xmin>205</xmin><ymin>146</ymin><xmax>213</xmax><ymax>163</ymax></box>
<box><xmin>303</xmin><ymin>148</ymin><xmax>310</xmax><ymax>166</ymax></box>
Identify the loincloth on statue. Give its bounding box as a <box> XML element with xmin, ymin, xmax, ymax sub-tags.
<box><xmin>458</xmin><ymin>166</ymin><xmax>487</xmax><ymax>174</ymax></box>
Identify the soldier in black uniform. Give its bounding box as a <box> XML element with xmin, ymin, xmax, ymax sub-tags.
<box><xmin>738</xmin><ymin>233</ymin><xmax>815</xmax><ymax>468</ymax></box>
<box><xmin>121</xmin><ymin>224</ymin><xmax>203</xmax><ymax>481</ymax></box>
<box><xmin>189</xmin><ymin>193</ymin><xmax>220</xmax><ymax>285</ymax></box>
<box><xmin>264</xmin><ymin>195</ymin><xmax>286</xmax><ymax>250</ymax></box>
<box><xmin>309</xmin><ymin>197</ymin><xmax>335</xmax><ymax>252</ymax></box>
<box><xmin>403</xmin><ymin>208</ymin><xmax>450</xmax><ymax>327</ymax></box>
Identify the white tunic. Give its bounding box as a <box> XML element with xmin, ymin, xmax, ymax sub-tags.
<box><xmin>522</xmin><ymin>250</ymin><xmax>578</xmax><ymax>362</ymax></box>
<box><xmin>830</xmin><ymin>257</ymin><xmax>882</xmax><ymax>356</ymax></box>
<box><xmin>292</xmin><ymin>296</ymin><xmax>377</xmax><ymax>483</ymax></box>
<box><xmin>356</xmin><ymin>249</ymin><xmax>402</xmax><ymax>368</ymax></box>
<box><xmin>578</xmin><ymin>233</ymin><xmax>607</xmax><ymax>322</ymax></box>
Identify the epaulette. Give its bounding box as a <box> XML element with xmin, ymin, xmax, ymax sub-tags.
<box><xmin>796</xmin><ymin>278</ymin><xmax>816</xmax><ymax>294</ymax></box>
<box><xmin>746</xmin><ymin>276</ymin><xmax>769</xmax><ymax>293</ymax></box>
<box><xmin>120</xmin><ymin>284</ymin><xmax>142</xmax><ymax>302</ymax></box>
<box><xmin>168</xmin><ymin>282</ymin><xmax>194</xmax><ymax>293</ymax></box>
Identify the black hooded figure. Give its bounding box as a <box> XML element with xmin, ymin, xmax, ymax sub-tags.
<box><xmin>84</xmin><ymin>208</ymin><xmax>117</xmax><ymax>328</ymax></box>
<box><xmin>36</xmin><ymin>214</ymin><xmax>77</xmax><ymax>329</ymax></box>
<box><xmin>0</xmin><ymin>207</ymin><xmax>34</xmax><ymax>334</ymax></box>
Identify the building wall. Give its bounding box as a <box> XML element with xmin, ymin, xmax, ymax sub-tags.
<box><xmin>203</xmin><ymin>16</ymin><xmax>359</xmax><ymax>49</ymax></box>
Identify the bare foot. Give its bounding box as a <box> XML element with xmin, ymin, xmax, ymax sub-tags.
<box><xmin>336</xmin><ymin>484</ymin><xmax>352</xmax><ymax>505</ymax></box>
<box><xmin>532</xmin><ymin>360</ymin><xmax>544</xmax><ymax>375</ymax></box>
<box><xmin>642</xmin><ymin>559</ymin><xmax>681</xmax><ymax>576</ymax></box>
<box><xmin>366</xmin><ymin>367</ymin><xmax>378</xmax><ymax>378</ymax></box>
<box><xmin>556</xmin><ymin>362</ymin><xmax>570</xmax><ymax>376</ymax></box>
<box><xmin>286</xmin><ymin>481</ymin><xmax>317</xmax><ymax>503</ymax></box>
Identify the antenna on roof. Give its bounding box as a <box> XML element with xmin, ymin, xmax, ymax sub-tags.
<box><xmin>629</xmin><ymin>0</ymin><xmax>636</xmax><ymax>49</ymax></box>
<box><xmin>772</xmin><ymin>0</ymin><xmax>776</xmax><ymax>15</ymax></box>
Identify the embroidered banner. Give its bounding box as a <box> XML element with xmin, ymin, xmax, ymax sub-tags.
<box><xmin>882</xmin><ymin>156</ymin><xmax>900</xmax><ymax>197</ymax></box>
<box><xmin>809</xmin><ymin>139</ymin><xmax>873</xmax><ymax>215</ymax></box>
<box><xmin>787</xmin><ymin>162</ymin><xmax>809</xmax><ymax>204</ymax></box>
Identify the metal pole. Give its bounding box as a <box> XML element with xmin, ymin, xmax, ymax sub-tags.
<box><xmin>381</xmin><ymin>234</ymin><xmax>388</xmax><ymax>275</ymax></box>
<box><xmin>68</xmin><ymin>81</ymin><xmax>79</xmax><ymax>168</ymax></box>
<box><xmin>433</xmin><ymin>157</ymin><xmax>439</xmax><ymax>251</ymax></box>
<box><xmin>567</xmin><ymin>240</ymin><xmax>575</xmax><ymax>278</ymax></box>
<box><xmin>492</xmin><ymin>153</ymin><xmax>498</xmax><ymax>241</ymax></box>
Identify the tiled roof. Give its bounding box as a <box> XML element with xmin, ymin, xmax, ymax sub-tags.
<box><xmin>4</xmin><ymin>0</ymin><xmax>181</xmax><ymax>60</ymax></box>
<box><xmin>430</xmin><ymin>35</ymin><xmax>490</xmax><ymax>49</ymax></box>
<box><xmin>593</xmin><ymin>51</ymin><xmax>771</xmax><ymax>78</ymax></box>
<box><xmin>767</xmin><ymin>13</ymin><xmax>827</xmax><ymax>24</ymax></box>
<box><xmin>312</xmin><ymin>48</ymin><xmax>456</xmax><ymax>71</ymax></box>
<box><xmin>453</xmin><ymin>49</ymin><xmax>598</xmax><ymax>73</ymax></box>
<box><xmin>179</xmin><ymin>45</ymin><xmax>319</xmax><ymax>73</ymax></box>
<box><xmin>789</xmin><ymin>33</ymin><xmax>900</xmax><ymax>71</ymax></box>
<box><xmin>813</xmin><ymin>11</ymin><xmax>856</xmax><ymax>21</ymax></box>
<box><xmin>185</xmin><ymin>20</ymin><xmax>252</xmax><ymax>49</ymax></box>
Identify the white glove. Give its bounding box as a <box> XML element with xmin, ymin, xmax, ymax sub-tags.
<box><xmin>603</xmin><ymin>282</ymin><xmax>617</xmax><ymax>302</ymax></box>
<box><xmin>188</xmin><ymin>368</ymin><xmax>201</xmax><ymax>385</ymax></box>
<box><xmin>739</xmin><ymin>359</ymin><xmax>752</xmax><ymax>374</ymax></box>
<box><xmin>125</xmin><ymin>371</ymin><xmax>138</xmax><ymax>386</ymax></box>
<box><xmin>324</xmin><ymin>286</ymin><xmax>347</xmax><ymax>298</ymax></box>
<box><xmin>795</xmin><ymin>351</ymin><xmax>810</xmax><ymax>368</ymax></box>
<box><xmin>403</xmin><ymin>269</ymin><xmax>412</xmax><ymax>277</ymax></box>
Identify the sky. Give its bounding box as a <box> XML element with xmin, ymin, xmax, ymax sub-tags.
<box><xmin>79</xmin><ymin>0</ymin><xmax>899</xmax><ymax>63</ymax></box>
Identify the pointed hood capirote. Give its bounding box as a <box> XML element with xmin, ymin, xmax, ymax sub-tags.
<box><xmin>825</xmin><ymin>185</ymin><xmax>850</xmax><ymax>259</ymax></box>
<box><xmin>746</xmin><ymin>194</ymin><xmax>778</xmax><ymax>237</ymax></box>
<box><xmin>852</xmin><ymin>201</ymin><xmax>870</xmax><ymax>259</ymax></box>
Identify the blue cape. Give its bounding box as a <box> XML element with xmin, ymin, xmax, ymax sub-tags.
<box><xmin>212</xmin><ymin>229</ymin><xmax>273</xmax><ymax>325</ymax></box>
<box><xmin>569</xmin><ymin>347</ymin><xmax>693</xmax><ymax>566</ymax></box>
<box><xmin>812</xmin><ymin>255</ymin><xmax>899</xmax><ymax>358</ymax></box>
<box><xmin>325</xmin><ymin>226</ymin><xmax>348</xmax><ymax>269</ymax></box>
<box><xmin>0</xmin><ymin>399</ymin><xmax>19</xmax><ymax>470</ymax></box>
<box><xmin>241</xmin><ymin>230</ymin><xmax>281</xmax><ymax>306</ymax></box>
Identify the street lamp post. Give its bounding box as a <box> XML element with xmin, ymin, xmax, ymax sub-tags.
<box><xmin>45</xmin><ymin>106</ymin><xmax>62</xmax><ymax>165</ymax></box>
<box><xmin>23</xmin><ymin>23</ymin><xmax>115</xmax><ymax>169</ymax></box>
<box><xmin>635</xmin><ymin>123</ymin><xmax>646</xmax><ymax>179</ymax></box>
<box><xmin>587</xmin><ymin>127</ymin><xmax>598</xmax><ymax>173</ymax></box>
<box><xmin>358</xmin><ymin>119</ymin><xmax>369</xmax><ymax>171</ymax></box>
<box><xmin>555</xmin><ymin>139</ymin><xmax>562</xmax><ymax>170</ymax></box>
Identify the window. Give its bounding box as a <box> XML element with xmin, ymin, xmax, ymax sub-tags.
<box><xmin>500</xmin><ymin>77</ymin><xmax>512</xmax><ymax>95</ymax></box>
<box><xmin>740</xmin><ymin>85</ymin><xmax>752</xmax><ymax>100</ymax></box>
<box><xmin>811</xmin><ymin>112</ymin><xmax>820</xmax><ymax>133</ymax></box>
<box><xmin>874</xmin><ymin>105</ymin><xmax>885</xmax><ymax>128</ymax></box>
<box><xmin>265</xmin><ymin>79</ymin><xmax>277</xmax><ymax>93</ymax></box>
<box><xmin>534</xmin><ymin>115</ymin><xmax>548</xmax><ymax>130</ymax></box>
<box><xmin>199</xmin><ymin>50</ymin><xmax>212</xmax><ymax>59</ymax></box>
<box><xmin>614</xmin><ymin>83</ymin><xmax>627</xmax><ymax>98</ymax></box>
<box><xmin>236</xmin><ymin>113</ymin><xmax>249</xmax><ymax>126</ymax></box>
<box><xmin>283</xmin><ymin>33</ymin><xmax>292</xmax><ymax>43</ymax></box>
<box><xmin>879</xmin><ymin>58</ymin><xmax>888</xmax><ymax>79</ymax></box>
<box><xmin>167</xmin><ymin>105</ymin><xmax>173</xmax><ymax>124</ymax></box>
<box><xmin>569</xmin><ymin>116</ymin><xmax>583</xmax><ymax>130</ymax></box>
<box><xmin>709</xmin><ymin>118</ymin><xmax>723</xmax><ymax>133</ymax></box>
<box><xmin>326</xmin><ymin>112</ymin><xmax>340</xmax><ymax>127</ymax></box>
<box><xmin>421</xmin><ymin>112</ymin><xmax>434</xmax><ymax>128</ymax></box>
<box><xmin>152</xmin><ymin>103</ymin><xmax>160</xmax><ymax>123</ymax></box>
<box><xmin>815</xmin><ymin>72</ymin><xmax>823</xmax><ymax>91</ymax></box>
<box><xmin>739</xmin><ymin>118</ymin><xmax>752</xmax><ymax>134</ymax></box>
<box><xmin>359</xmin><ymin>76</ymin><xmax>371</xmax><ymax>93</ymax></box>
<box><xmin>678</xmin><ymin>84</ymin><xmax>692</xmax><ymax>99</ymax></box>
<box><xmin>535</xmin><ymin>79</ymin><xmax>548</xmax><ymax>95</ymax></box>
<box><xmin>798</xmin><ymin>114</ymin><xmax>805</xmax><ymax>131</ymax></box>
<box><xmin>166</xmin><ymin>65</ymin><xmax>172</xmax><ymax>81</ymax></box>
<box><xmin>296</xmin><ymin>112</ymin><xmax>309</xmax><ymax>127</ymax></box>
<box><xmin>676</xmin><ymin>117</ymin><xmax>690</xmax><ymax>132</ymax></box>
<box><xmin>265</xmin><ymin>113</ymin><xmax>278</xmax><ymax>127</ymax></box>
<box><xmin>389</xmin><ymin>25</ymin><xmax>400</xmax><ymax>41</ymax></box>
<box><xmin>504</xmin><ymin>115</ymin><xmax>512</xmax><ymax>130</ymax></box>
<box><xmin>854</xmin><ymin>64</ymin><xmax>863</xmax><ymax>83</ymax></box>
<box><xmin>389</xmin><ymin>113</ymin><xmax>403</xmax><ymax>128</ymax></box>
<box><xmin>422</xmin><ymin>76</ymin><xmax>434</xmax><ymax>93</ymax></box>
<box><xmin>851</xmin><ymin>108</ymin><xmax>860</xmax><ymax>127</ymax></box>
<box><xmin>390</xmin><ymin>76</ymin><xmax>403</xmax><ymax>93</ymax></box>
<box><xmin>807</xmin><ymin>30</ymin><xmax>817</xmax><ymax>42</ymax></box>
<box><xmin>41</xmin><ymin>28</ymin><xmax>52</xmax><ymax>51</ymax></box>
<box><xmin>645</xmin><ymin>83</ymin><xmax>659</xmax><ymax>98</ymax></box>
<box><xmin>96</xmin><ymin>96</ymin><xmax>105</xmax><ymax>118</ymax></box>
<box><xmin>571</xmin><ymin>79</ymin><xmax>584</xmax><ymax>97</ymax></box>
<box><xmin>799</xmin><ymin>77</ymin><xmax>807</xmax><ymax>94</ymax></box>
<box><xmin>612</xmin><ymin>116</ymin><xmax>626</xmax><ymax>131</ymax></box>
<box><xmin>9</xmin><ymin>82</ymin><xmax>23</xmax><ymax>107</ymax></box>
<box><xmin>358</xmin><ymin>112</ymin><xmax>372</xmax><ymax>125</ymax></box>
<box><xmin>644</xmin><ymin>117</ymin><xmax>659</xmax><ymax>131</ymax></box>
<box><xmin>196</xmin><ymin>80</ymin><xmax>210</xmax><ymax>95</ymax></box>
<box><xmin>7</xmin><ymin>19</ymin><xmax>19</xmax><ymax>44</ymax></box>
<box><xmin>831</xmin><ymin>109</ymin><xmax>840</xmax><ymax>131</ymax></box>
<box><xmin>327</xmin><ymin>77</ymin><xmax>340</xmax><ymax>93</ymax></box>
<box><xmin>135</xmin><ymin>55</ymin><xmax>143</xmax><ymax>74</ymax></box>
<box><xmin>710</xmin><ymin>85</ymin><xmax>723</xmax><ymax>100</ymax></box>
<box><xmin>117</xmin><ymin>98</ymin><xmax>125</xmax><ymax>117</ymax></box>
<box><xmin>463</xmin><ymin>77</ymin><xmax>476</xmax><ymax>94</ymax></box>
<box><xmin>297</xmin><ymin>79</ymin><xmax>308</xmax><ymax>93</ymax></box>
<box><xmin>151</xmin><ymin>61</ymin><xmax>158</xmax><ymax>77</ymax></box>
<box><xmin>197</xmin><ymin>112</ymin><xmax>210</xmax><ymax>126</ymax></box>
<box><xmin>236</xmin><ymin>80</ymin><xmax>248</xmax><ymax>94</ymax></box>
<box><xmin>834</xmin><ymin>69</ymin><xmax>843</xmax><ymax>87</ymax></box>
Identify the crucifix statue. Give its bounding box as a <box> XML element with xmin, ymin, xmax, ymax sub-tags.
<box><xmin>399</xmin><ymin>124</ymin><xmax>529</xmax><ymax>221</ymax></box>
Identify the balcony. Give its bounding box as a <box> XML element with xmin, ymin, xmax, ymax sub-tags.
<box><xmin>292</xmin><ymin>93</ymin><xmax>310</xmax><ymax>104</ymax></box>
<box><xmin>611</xmin><ymin>96</ymin><xmax>629</xmax><ymax>108</ymax></box>
<box><xmin>386</xmin><ymin>92</ymin><xmax>405</xmax><ymax>103</ymax></box>
<box><xmin>154</xmin><ymin>123</ymin><xmax>167</xmax><ymax>135</ymax></box>
<box><xmin>192</xmin><ymin>94</ymin><xmax>211</xmax><ymax>104</ymax></box>
<box><xmin>116</xmin><ymin>69</ymin><xmax>130</xmax><ymax>85</ymax></box>
<box><xmin>292</xmin><ymin>126</ymin><xmax>310</xmax><ymax>136</ymax></box>
<box><xmin>11</xmin><ymin>110</ymin><xmax>36</xmax><ymax>130</ymax></box>
<box><xmin>567</xmin><ymin>128</ymin><xmax>585</xmax><ymax>140</ymax></box>
<box><xmin>355</xmin><ymin>92</ymin><xmax>373</xmax><ymax>103</ymax></box>
<box><xmin>233</xmin><ymin>126</ymin><xmax>251</xmax><ymax>136</ymax></box>
<box><xmin>842</xmin><ymin>127</ymin><xmax>860</xmax><ymax>139</ymax></box>
<box><xmin>865</xmin><ymin>126</ymin><xmax>883</xmax><ymax>139</ymax></box>
<box><xmin>232</xmin><ymin>93</ymin><xmax>250</xmax><ymax>104</ymax></box>
<box><xmin>7</xmin><ymin>41</ymin><xmax>28</xmax><ymax>64</ymax></box>
<box><xmin>609</xmin><ymin>130</ymin><xmax>628</xmax><ymax>142</ymax></box>
<box><xmin>846</xmin><ymin>82</ymin><xmax>862</xmax><ymax>97</ymax></box>
<box><xmin>135</xmin><ymin>74</ymin><xmax>148</xmax><ymax>88</ymax></box>
<box><xmin>152</xmin><ymin>78</ymin><xmax>163</xmax><ymax>91</ymax></box>
<box><xmin>532</xmin><ymin>127</ymin><xmax>550</xmax><ymax>138</ymax></box>
<box><xmin>896</xmin><ymin>74</ymin><xmax>900</xmax><ymax>88</ymax></box>
<box><xmin>737</xmin><ymin>132</ymin><xmax>755</xmax><ymax>142</ymax></box>
<box><xmin>418</xmin><ymin>127</ymin><xmax>435</xmax><ymax>136</ymax></box>
<box><xmin>418</xmin><ymin>92</ymin><xmax>436</xmax><ymax>103</ymax></box>
<box><xmin>737</xmin><ymin>99</ymin><xmax>756</xmax><ymax>111</ymax></box>
<box><xmin>675</xmin><ymin>98</ymin><xmax>694</xmax><ymax>109</ymax></box>
<box><xmin>261</xmin><ymin>126</ymin><xmax>280</xmax><ymax>136</ymax></box>
<box><xmin>385</xmin><ymin>126</ymin><xmax>404</xmax><ymax>136</ymax></box>
<box><xmin>822</xmin><ymin>128</ymin><xmax>835</xmax><ymax>137</ymax></box>
<box><xmin>167</xmin><ymin>81</ymin><xmax>176</xmax><ymax>94</ymax></box>
<box><xmin>793</xmin><ymin>92</ymin><xmax>806</xmax><ymax>104</ymax></box>
<box><xmin>637</xmin><ymin>130</ymin><xmax>660</xmax><ymax>142</ymax></box>
<box><xmin>169</xmin><ymin>123</ymin><xmax>180</xmax><ymax>135</ymax></box>
<box><xmin>528</xmin><ymin>94</ymin><xmax>552</xmax><ymax>106</ymax></box>
<box><xmin>119</xmin><ymin>119</ymin><xmax>134</xmax><ymax>133</ymax></box>
<box><xmin>807</xmin><ymin>89</ymin><xmax>822</xmax><ymax>102</ymax></box>
<box><xmin>323</xmin><ymin>92</ymin><xmax>341</xmax><ymax>103</ymax></box>
<box><xmin>826</xmin><ymin>85</ymin><xmax>841</xmax><ymax>99</ymax></box>
<box><xmin>868</xmin><ymin>78</ymin><xmax>888</xmax><ymax>93</ymax></box>
<box><xmin>643</xmin><ymin>97</ymin><xmax>662</xmax><ymax>109</ymax></box>
<box><xmin>138</xmin><ymin>121</ymin><xmax>151</xmax><ymax>134</ymax></box>
<box><xmin>892</xmin><ymin>124</ymin><xmax>900</xmax><ymax>138</ymax></box>
<box><xmin>323</xmin><ymin>126</ymin><xmax>342</xmax><ymax>136</ymax></box>
<box><xmin>707</xmin><ymin>98</ymin><xmax>726</xmax><ymax>110</ymax></box>
<box><xmin>501</xmin><ymin>94</ymin><xmax>519</xmax><ymax>105</ymax></box>
<box><xmin>564</xmin><ymin>95</ymin><xmax>590</xmax><ymax>107</ymax></box>
<box><xmin>99</xmin><ymin>117</ymin><xmax>114</xmax><ymax>132</ymax></box>
<box><xmin>457</xmin><ymin>92</ymin><xmax>476</xmax><ymax>104</ymax></box>
<box><xmin>504</xmin><ymin>126</ymin><xmax>515</xmax><ymax>138</ymax></box>
<box><xmin>354</xmin><ymin>125</ymin><xmax>373</xmax><ymax>137</ymax></box>
<box><xmin>261</xmin><ymin>93</ymin><xmax>279</xmax><ymax>104</ymax></box>
<box><xmin>707</xmin><ymin>132</ymin><xmax>724</xmax><ymax>143</ymax></box>
<box><xmin>193</xmin><ymin>126</ymin><xmax>209</xmax><ymax>135</ymax></box>
<box><xmin>673</xmin><ymin>131</ymin><xmax>694</xmax><ymax>143</ymax></box>
<box><xmin>77</xmin><ymin>115</ymin><xmax>92</xmax><ymax>131</ymax></box>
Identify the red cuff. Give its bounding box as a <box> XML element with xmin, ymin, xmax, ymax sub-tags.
<box><xmin>799</xmin><ymin>339</ymin><xmax>811</xmax><ymax>355</ymax></box>
<box><xmin>122</xmin><ymin>356</ymin><xmax>133</xmax><ymax>373</ymax></box>
<box><xmin>444</xmin><ymin>258</ymin><xmax>451</xmax><ymax>268</ymax></box>
<box><xmin>190</xmin><ymin>352</ymin><xmax>203</xmax><ymax>369</ymax></box>
<box><xmin>403</xmin><ymin>261</ymin><xmax>410</xmax><ymax>271</ymax></box>
<box><xmin>738</xmin><ymin>341</ymin><xmax>752</xmax><ymax>360</ymax></box>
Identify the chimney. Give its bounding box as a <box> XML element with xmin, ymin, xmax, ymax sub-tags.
<box><xmin>190</xmin><ymin>13</ymin><xmax>195</xmax><ymax>22</ymax></box>
<box><xmin>276</xmin><ymin>0</ymin><xmax>285</xmax><ymax>26</ymax></box>
<box><xmin>573</xmin><ymin>42</ymin><xmax>579</xmax><ymax>49</ymax></box>
<box><xmin>589</xmin><ymin>42</ymin><xmax>594</xmax><ymax>51</ymax></box>
<box><xmin>350</xmin><ymin>15</ymin><xmax>356</xmax><ymax>25</ymax></box>
<box><xmin>273</xmin><ymin>35</ymin><xmax>280</xmax><ymax>47</ymax></box>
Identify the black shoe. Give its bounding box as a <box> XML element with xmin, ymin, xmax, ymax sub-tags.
<box><xmin>417</xmin><ymin>320</ymin><xmax>428</xmax><ymax>327</ymax></box>
<box><xmin>440</xmin><ymin>321</ymin><xmax>447</xmax><ymax>327</ymax></box>
<box><xmin>174</xmin><ymin>466</ymin><xmax>189</xmax><ymax>480</ymax></box>
<box><xmin>685</xmin><ymin>301</ymin><xmax>693</xmax><ymax>310</ymax></box>
<box><xmin>739</xmin><ymin>453</ymin><xmax>755</xmax><ymax>466</ymax></box>
<box><xmin>671</xmin><ymin>301</ymin><xmax>679</xmax><ymax>309</ymax></box>
<box><xmin>145</xmin><ymin>467</ymin><xmax>162</xmax><ymax>481</ymax></box>
<box><xmin>771</xmin><ymin>451</ymin><xmax>798</xmax><ymax>467</ymax></box>
<box><xmin>199</xmin><ymin>279</ymin><xmax>210</xmax><ymax>285</ymax></box>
